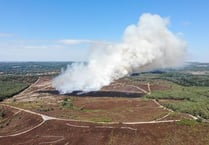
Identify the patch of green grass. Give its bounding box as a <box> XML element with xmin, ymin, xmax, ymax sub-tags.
<box><xmin>82</xmin><ymin>109</ymin><xmax>102</xmax><ymax>113</ymax></box>
<box><xmin>0</xmin><ymin>75</ymin><xmax>38</xmax><ymax>101</ymax></box>
<box><xmin>0</xmin><ymin>109</ymin><xmax>6</xmax><ymax>119</ymax></box>
<box><xmin>10</xmin><ymin>101</ymin><xmax>43</xmax><ymax>110</ymax></box>
<box><xmin>61</xmin><ymin>98</ymin><xmax>100</xmax><ymax>113</ymax></box>
<box><xmin>146</xmin><ymin>82</ymin><xmax>209</xmax><ymax>119</ymax></box>
<box><xmin>0</xmin><ymin>81</ymin><xmax>28</xmax><ymax>101</ymax></box>
<box><xmin>90</xmin><ymin>117</ymin><xmax>112</xmax><ymax>123</ymax></box>
<box><xmin>37</xmin><ymin>107</ymin><xmax>54</xmax><ymax>112</ymax></box>
<box><xmin>176</xmin><ymin>119</ymin><xmax>198</xmax><ymax>126</ymax></box>
<box><xmin>61</xmin><ymin>98</ymin><xmax>74</xmax><ymax>108</ymax></box>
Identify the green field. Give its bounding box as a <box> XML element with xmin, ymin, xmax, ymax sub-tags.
<box><xmin>144</xmin><ymin>74</ymin><xmax>209</xmax><ymax>119</ymax></box>
<box><xmin>0</xmin><ymin>75</ymin><xmax>38</xmax><ymax>101</ymax></box>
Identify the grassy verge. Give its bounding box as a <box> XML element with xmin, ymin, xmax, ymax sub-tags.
<box><xmin>90</xmin><ymin>117</ymin><xmax>112</xmax><ymax>123</ymax></box>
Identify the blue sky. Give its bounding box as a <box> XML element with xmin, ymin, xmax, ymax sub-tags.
<box><xmin>0</xmin><ymin>0</ymin><xmax>208</xmax><ymax>62</ymax></box>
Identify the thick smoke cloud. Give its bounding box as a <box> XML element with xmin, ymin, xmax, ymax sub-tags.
<box><xmin>53</xmin><ymin>13</ymin><xmax>187</xmax><ymax>94</ymax></box>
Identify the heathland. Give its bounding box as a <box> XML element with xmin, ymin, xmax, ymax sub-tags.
<box><xmin>0</xmin><ymin>62</ymin><xmax>209</xmax><ymax>145</ymax></box>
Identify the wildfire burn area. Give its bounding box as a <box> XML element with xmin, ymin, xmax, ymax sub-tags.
<box><xmin>3</xmin><ymin>77</ymin><xmax>193</xmax><ymax>123</ymax></box>
<box><xmin>0</xmin><ymin>72</ymin><xmax>209</xmax><ymax>145</ymax></box>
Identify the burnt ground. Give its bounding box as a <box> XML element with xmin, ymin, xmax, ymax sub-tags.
<box><xmin>3</xmin><ymin>77</ymin><xmax>186</xmax><ymax>122</ymax></box>
<box><xmin>1</xmin><ymin>76</ymin><xmax>209</xmax><ymax>145</ymax></box>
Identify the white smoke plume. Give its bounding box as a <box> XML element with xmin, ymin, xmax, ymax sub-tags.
<box><xmin>53</xmin><ymin>13</ymin><xmax>187</xmax><ymax>94</ymax></box>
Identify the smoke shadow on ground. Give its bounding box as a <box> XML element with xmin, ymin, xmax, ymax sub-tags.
<box><xmin>36</xmin><ymin>90</ymin><xmax>145</xmax><ymax>98</ymax></box>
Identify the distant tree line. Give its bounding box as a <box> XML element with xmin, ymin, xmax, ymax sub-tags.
<box><xmin>161</xmin><ymin>72</ymin><xmax>209</xmax><ymax>86</ymax></box>
<box><xmin>0</xmin><ymin>75</ymin><xmax>38</xmax><ymax>101</ymax></box>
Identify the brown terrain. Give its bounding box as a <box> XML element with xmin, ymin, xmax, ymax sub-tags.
<box><xmin>0</xmin><ymin>77</ymin><xmax>209</xmax><ymax>145</ymax></box>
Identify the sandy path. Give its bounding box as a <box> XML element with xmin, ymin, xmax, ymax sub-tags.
<box><xmin>0</xmin><ymin>103</ymin><xmax>182</xmax><ymax>138</ymax></box>
<box><xmin>0</xmin><ymin>79</ymin><xmax>198</xmax><ymax>138</ymax></box>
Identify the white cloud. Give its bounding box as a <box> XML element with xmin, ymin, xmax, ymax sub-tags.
<box><xmin>0</xmin><ymin>38</ymin><xmax>110</xmax><ymax>61</ymax></box>
<box><xmin>24</xmin><ymin>45</ymin><xmax>50</xmax><ymax>49</ymax></box>
<box><xmin>23</xmin><ymin>45</ymin><xmax>62</xmax><ymax>49</ymax></box>
<box><xmin>59</xmin><ymin>39</ymin><xmax>92</xmax><ymax>45</ymax></box>
<box><xmin>0</xmin><ymin>39</ymin><xmax>90</xmax><ymax>61</ymax></box>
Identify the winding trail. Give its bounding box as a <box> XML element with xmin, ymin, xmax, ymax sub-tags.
<box><xmin>0</xmin><ymin>79</ymin><xmax>197</xmax><ymax>139</ymax></box>
<box><xmin>152</xmin><ymin>99</ymin><xmax>198</xmax><ymax>120</ymax></box>
<box><xmin>0</xmin><ymin>119</ymin><xmax>45</xmax><ymax>138</ymax></box>
<box><xmin>147</xmin><ymin>82</ymin><xmax>151</xmax><ymax>94</ymax></box>
<box><xmin>0</xmin><ymin>103</ymin><xmax>183</xmax><ymax>138</ymax></box>
<box><xmin>126</xmin><ymin>85</ymin><xmax>148</xmax><ymax>94</ymax></box>
<box><xmin>38</xmin><ymin>136</ymin><xmax>65</xmax><ymax>145</ymax></box>
<box><xmin>0</xmin><ymin>102</ymin><xmax>182</xmax><ymax>138</ymax></box>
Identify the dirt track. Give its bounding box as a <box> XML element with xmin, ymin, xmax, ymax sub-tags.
<box><xmin>0</xmin><ymin>102</ymin><xmax>181</xmax><ymax>138</ymax></box>
<box><xmin>1</xmin><ymin>77</ymin><xmax>207</xmax><ymax>145</ymax></box>
<box><xmin>1</xmin><ymin>113</ymin><xmax>209</xmax><ymax>145</ymax></box>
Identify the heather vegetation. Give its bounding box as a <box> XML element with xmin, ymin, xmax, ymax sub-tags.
<box><xmin>1</xmin><ymin>62</ymin><xmax>209</xmax><ymax>120</ymax></box>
